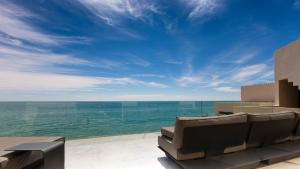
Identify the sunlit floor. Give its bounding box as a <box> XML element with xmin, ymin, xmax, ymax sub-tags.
<box><xmin>65</xmin><ymin>132</ymin><xmax>300</xmax><ymax>169</ymax></box>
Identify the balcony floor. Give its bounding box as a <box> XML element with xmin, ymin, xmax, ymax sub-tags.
<box><xmin>65</xmin><ymin>132</ymin><xmax>300</xmax><ymax>169</ymax></box>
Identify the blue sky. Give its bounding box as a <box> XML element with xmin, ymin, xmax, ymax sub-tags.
<box><xmin>0</xmin><ymin>0</ymin><xmax>300</xmax><ymax>101</ymax></box>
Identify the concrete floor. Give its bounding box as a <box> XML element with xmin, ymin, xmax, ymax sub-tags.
<box><xmin>65</xmin><ymin>132</ymin><xmax>300</xmax><ymax>169</ymax></box>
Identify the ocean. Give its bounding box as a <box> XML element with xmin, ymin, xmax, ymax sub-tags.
<box><xmin>0</xmin><ymin>101</ymin><xmax>217</xmax><ymax>139</ymax></box>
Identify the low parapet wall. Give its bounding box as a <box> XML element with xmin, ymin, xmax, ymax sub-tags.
<box><xmin>214</xmin><ymin>102</ymin><xmax>274</xmax><ymax>115</ymax></box>
<box><xmin>241</xmin><ymin>83</ymin><xmax>275</xmax><ymax>102</ymax></box>
<box><xmin>214</xmin><ymin>102</ymin><xmax>300</xmax><ymax>115</ymax></box>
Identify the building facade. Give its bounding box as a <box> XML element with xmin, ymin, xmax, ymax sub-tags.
<box><xmin>215</xmin><ymin>39</ymin><xmax>300</xmax><ymax>114</ymax></box>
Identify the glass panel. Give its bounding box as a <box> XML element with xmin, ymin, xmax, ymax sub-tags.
<box><xmin>0</xmin><ymin>101</ymin><xmax>216</xmax><ymax>139</ymax></box>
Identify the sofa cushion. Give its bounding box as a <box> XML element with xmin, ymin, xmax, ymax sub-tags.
<box><xmin>247</xmin><ymin>111</ymin><xmax>295</xmax><ymax>122</ymax></box>
<box><xmin>161</xmin><ymin>127</ymin><xmax>174</xmax><ymax>140</ymax></box>
<box><xmin>173</xmin><ymin>113</ymin><xmax>248</xmax><ymax>149</ymax></box>
<box><xmin>247</xmin><ymin>112</ymin><xmax>295</xmax><ymax>148</ymax></box>
<box><xmin>292</xmin><ymin>112</ymin><xmax>300</xmax><ymax>139</ymax></box>
<box><xmin>158</xmin><ymin>136</ymin><xmax>205</xmax><ymax>161</ymax></box>
<box><xmin>174</xmin><ymin>113</ymin><xmax>249</xmax><ymax>157</ymax></box>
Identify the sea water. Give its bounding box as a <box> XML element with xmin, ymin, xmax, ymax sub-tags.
<box><xmin>0</xmin><ymin>101</ymin><xmax>217</xmax><ymax>139</ymax></box>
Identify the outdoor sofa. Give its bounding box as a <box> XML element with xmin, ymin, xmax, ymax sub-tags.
<box><xmin>0</xmin><ymin>137</ymin><xmax>65</xmax><ymax>169</ymax></box>
<box><xmin>158</xmin><ymin>111</ymin><xmax>300</xmax><ymax>169</ymax></box>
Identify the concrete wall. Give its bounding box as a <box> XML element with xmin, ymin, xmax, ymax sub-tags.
<box><xmin>214</xmin><ymin>101</ymin><xmax>300</xmax><ymax>115</ymax></box>
<box><xmin>215</xmin><ymin>39</ymin><xmax>300</xmax><ymax>114</ymax></box>
<box><xmin>214</xmin><ymin>102</ymin><xmax>274</xmax><ymax>115</ymax></box>
<box><xmin>275</xmin><ymin>39</ymin><xmax>300</xmax><ymax>106</ymax></box>
<box><xmin>241</xmin><ymin>83</ymin><xmax>275</xmax><ymax>102</ymax></box>
<box><xmin>278</xmin><ymin>79</ymin><xmax>299</xmax><ymax>108</ymax></box>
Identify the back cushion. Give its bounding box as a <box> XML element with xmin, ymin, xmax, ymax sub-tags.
<box><xmin>173</xmin><ymin>113</ymin><xmax>248</xmax><ymax>156</ymax></box>
<box><xmin>293</xmin><ymin>112</ymin><xmax>300</xmax><ymax>137</ymax></box>
<box><xmin>247</xmin><ymin>112</ymin><xmax>295</xmax><ymax>148</ymax></box>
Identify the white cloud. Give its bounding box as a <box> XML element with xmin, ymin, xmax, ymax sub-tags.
<box><xmin>213</xmin><ymin>44</ymin><xmax>259</xmax><ymax>64</ymax></box>
<box><xmin>294</xmin><ymin>0</ymin><xmax>300</xmax><ymax>9</ymax></box>
<box><xmin>0</xmin><ymin>71</ymin><xmax>101</xmax><ymax>91</ymax></box>
<box><xmin>111</xmin><ymin>93</ymin><xmax>228</xmax><ymax>101</ymax></box>
<box><xmin>0</xmin><ymin>34</ymin><xmax>23</xmax><ymax>46</ymax></box>
<box><xmin>234</xmin><ymin>52</ymin><xmax>257</xmax><ymax>64</ymax></box>
<box><xmin>131</xmin><ymin>74</ymin><xmax>166</xmax><ymax>78</ymax></box>
<box><xmin>112</xmin><ymin>94</ymin><xmax>165</xmax><ymax>101</ymax></box>
<box><xmin>214</xmin><ymin>87</ymin><xmax>240</xmax><ymax>93</ymax></box>
<box><xmin>259</xmin><ymin>70</ymin><xmax>274</xmax><ymax>80</ymax></box>
<box><xmin>77</xmin><ymin>0</ymin><xmax>160</xmax><ymax>25</ymax></box>
<box><xmin>90</xmin><ymin>55</ymin><xmax>151</xmax><ymax>70</ymax></box>
<box><xmin>165</xmin><ymin>60</ymin><xmax>183</xmax><ymax>65</ymax></box>
<box><xmin>0</xmin><ymin>45</ymin><xmax>90</xmax><ymax>74</ymax></box>
<box><xmin>0</xmin><ymin>71</ymin><xmax>168</xmax><ymax>91</ymax></box>
<box><xmin>209</xmin><ymin>76</ymin><xmax>224</xmax><ymax>87</ymax></box>
<box><xmin>182</xmin><ymin>0</ymin><xmax>223</xmax><ymax>20</ymax></box>
<box><xmin>232</xmin><ymin>64</ymin><xmax>267</xmax><ymax>81</ymax></box>
<box><xmin>127</xmin><ymin>54</ymin><xmax>151</xmax><ymax>67</ymax></box>
<box><xmin>176</xmin><ymin>74</ymin><xmax>225</xmax><ymax>88</ymax></box>
<box><xmin>0</xmin><ymin>2</ymin><xmax>57</xmax><ymax>45</ymax></box>
<box><xmin>146</xmin><ymin>82</ymin><xmax>168</xmax><ymax>88</ymax></box>
<box><xmin>0</xmin><ymin>1</ymin><xmax>90</xmax><ymax>45</ymax></box>
<box><xmin>92</xmin><ymin>58</ymin><xmax>125</xmax><ymax>70</ymax></box>
<box><xmin>110</xmin><ymin>77</ymin><xmax>168</xmax><ymax>88</ymax></box>
<box><xmin>176</xmin><ymin>76</ymin><xmax>203</xmax><ymax>86</ymax></box>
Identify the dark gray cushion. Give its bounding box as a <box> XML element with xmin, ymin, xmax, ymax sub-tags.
<box><xmin>161</xmin><ymin>127</ymin><xmax>174</xmax><ymax>139</ymax></box>
<box><xmin>247</xmin><ymin>111</ymin><xmax>295</xmax><ymax>148</ymax></box>
<box><xmin>247</xmin><ymin>111</ymin><xmax>295</xmax><ymax>122</ymax></box>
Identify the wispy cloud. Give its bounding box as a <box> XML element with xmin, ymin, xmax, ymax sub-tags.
<box><xmin>258</xmin><ymin>70</ymin><xmax>274</xmax><ymax>81</ymax></box>
<box><xmin>0</xmin><ymin>0</ymin><xmax>168</xmax><ymax>93</ymax></box>
<box><xmin>144</xmin><ymin>82</ymin><xmax>168</xmax><ymax>88</ymax></box>
<box><xmin>0</xmin><ymin>71</ymin><xmax>100</xmax><ymax>91</ymax></box>
<box><xmin>90</xmin><ymin>54</ymin><xmax>151</xmax><ymax>70</ymax></box>
<box><xmin>77</xmin><ymin>0</ymin><xmax>161</xmax><ymax>26</ymax></box>
<box><xmin>214</xmin><ymin>86</ymin><xmax>240</xmax><ymax>93</ymax></box>
<box><xmin>232</xmin><ymin>64</ymin><xmax>267</xmax><ymax>81</ymax></box>
<box><xmin>0</xmin><ymin>1</ymin><xmax>56</xmax><ymax>45</ymax></box>
<box><xmin>0</xmin><ymin>44</ymin><xmax>89</xmax><ymax>74</ymax></box>
<box><xmin>0</xmin><ymin>1</ymin><xmax>90</xmax><ymax>46</ymax></box>
<box><xmin>294</xmin><ymin>0</ymin><xmax>300</xmax><ymax>9</ymax></box>
<box><xmin>91</xmin><ymin>58</ymin><xmax>124</xmax><ymax>70</ymax></box>
<box><xmin>131</xmin><ymin>74</ymin><xmax>166</xmax><ymax>78</ymax></box>
<box><xmin>127</xmin><ymin>54</ymin><xmax>151</xmax><ymax>67</ymax></box>
<box><xmin>0</xmin><ymin>45</ymin><xmax>167</xmax><ymax>91</ymax></box>
<box><xmin>0</xmin><ymin>71</ymin><xmax>168</xmax><ymax>91</ymax></box>
<box><xmin>182</xmin><ymin>0</ymin><xmax>224</xmax><ymax>20</ymax></box>
<box><xmin>213</xmin><ymin>44</ymin><xmax>259</xmax><ymax>64</ymax></box>
<box><xmin>176</xmin><ymin>76</ymin><xmax>203</xmax><ymax>86</ymax></box>
<box><xmin>112</xmin><ymin>94</ymin><xmax>165</xmax><ymax>101</ymax></box>
<box><xmin>165</xmin><ymin>59</ymin><xmax>183</xmax><ymax>65</ymax></box>
<box><xmin>233</xmin><ymin>52</ymin><xmax>258</xmax><ymax>64</ymax></box>
<box><xmin>176</xmin><ymin>74</ymin><xmax>226</xmax><ymax>89</ymax></box>
<box><xmin>209</xmin><ymin>75</ymin><xmax>224</xmax><ymax>87</ymax></box>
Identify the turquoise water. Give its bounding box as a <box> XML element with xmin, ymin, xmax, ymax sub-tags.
<box><xmin>0</xmin><ymin>101</ymin><xmax>216</xmax><ymax>139</ymax></box>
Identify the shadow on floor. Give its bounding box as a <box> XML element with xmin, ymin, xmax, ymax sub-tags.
<box><xmin>157</xmin><ymin>157</ymin><xmax>181</xmax><ymax>169</ymax></box>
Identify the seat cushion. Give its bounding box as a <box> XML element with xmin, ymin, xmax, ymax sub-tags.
<box><xmin>247</xmin><ymin>112</ymin><xmax>295</xmax><ymax>148</ymax></box>
<box><xmin>161</xmin><ymin>127</ymin><xmax>174</xmax><ymax>139</ymax></box>
<box><xmin>0</xmin><ymin>157</ymin><xmax>7</xmax><ymax>169</ymax></box>
<box><xmin>247</xmin><ymin>111</ymin><xmax>295</xmax><ymax>122</ymax></box>
<box><xmin>292</xmin><ymin>112</ymin><xmax>300</xmax><ymax>140</ymax></box>
<box><xmin>174</xmin><ymin>113</ymin><xmax>247</xmax><ymax>149</ymax></box>
<box><xmin>158</xmin><ymin>136</ymin><xmax>205</xmax><ymax>161</ymax></box>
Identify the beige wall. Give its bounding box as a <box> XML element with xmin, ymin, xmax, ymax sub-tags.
<box><xmin>214</xmin><ymin>102</ymin><xmax>274</xmax><ymax>115</ymax></box>
<box><xmin>274</xmin><ymin>39</ymin><xmax>300</xmax><ymax>106</ymax></box>
<box><xmin>215</xmin><ymin>39</ymin><xmax>300</xmax><ymax>114</ymax></box>
<box><xmin>241</xmin><ymin>83</ymin><xmax>275</xmax><ymax>102</ymax></box>
<box><xmin>215</xmin><ymin>102</ymin><xmax>300</xmax><ymax>115</ymax></box>
<box><xmin>278</xmin><ymin>79</ymin><xmax>299</xmax><ymax>108</ymax></box>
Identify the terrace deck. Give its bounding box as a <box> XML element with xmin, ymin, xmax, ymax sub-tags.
<box><xmin>65</xmin><ymin>132</ymin><xmax>300</xmax><ymax>169</ymax></box>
